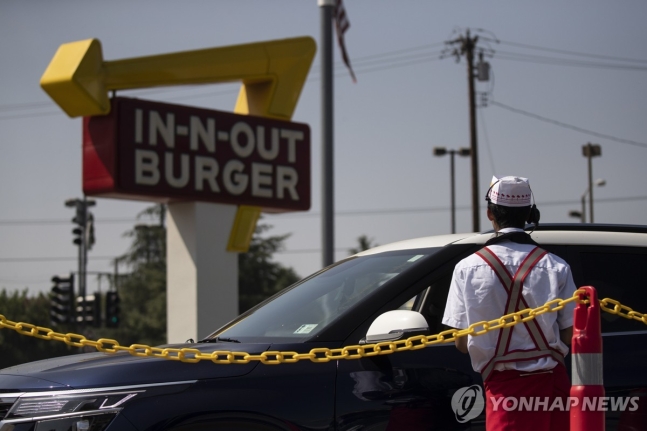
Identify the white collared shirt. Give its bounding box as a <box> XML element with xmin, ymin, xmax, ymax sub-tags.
<box><xmin>442</xmin><ymin>228</ymin><xmax>577</xmax><ymax>374</ymax></box>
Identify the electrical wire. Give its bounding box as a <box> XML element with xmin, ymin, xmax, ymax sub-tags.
<box><xmin>0</xmin><ymin>101</ymin><xmax>54</xmax><ymax>112</ymax></box>
<box><xmin>0</xmin><ymin>217</ymin><xmax>135</xmax><ymax>226</ymax></box>
<box><xmin>3</xmin><ymin>195</ymin><xmax>647</xmax><ymax>227</ymax></box>
<box><xmin>0</xmin><ymin>110</ymin><xmax>65</xmax><ymax>121</ymax></box>
<box><xmin>4</xmin><ymin>36</ymin><xmax>646</xmax><ymax>119</ymax></box>
<box><xmin>2</xmin><ymin>195</ymin><xmax>647</xmax><ymax>264</ymax></box>
<box><xmin>478</xmin><ymin>106</ymin><xmax>497</xmax><ymax>174</ymax></box>
<box><xmin>490</xmin><ymin>100</ymin><xmax>647</xmax><ymax>149</ymax></box>
<box><xmin>3</xmin><ymin>192</ymin><xmax>647</xmax><ymax>261</ymax></box>
<box><xmin>311</xmin><ymin>41</ymin><xmax>445</xmax><ymax>71</ymax></box>
<box><xmin>493</xmin><ymin>50</ymin><xmax>647</xmax><ymax>71</ymax></box>
<box><xmin>0</xmin><ymin>256</ymin><xmax>117</xmax><ymax>263</ymax></box>
<box><xmin>0</xmin><ymin>47</ymin><xmax>446</xmax><ymax>119</ymax></box>
<box><xmin>480</xmin><ymin>37</ymin><xmax>647</xmax><ymax>64</ymax></box>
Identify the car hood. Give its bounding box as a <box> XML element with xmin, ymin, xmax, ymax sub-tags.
<box><xmin>0</xmin><ymin>342</ymin><xmax>270</xmax><ymax>391</ymax></box>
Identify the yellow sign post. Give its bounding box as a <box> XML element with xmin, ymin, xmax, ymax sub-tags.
<box><xmin>41</xmin><ymin>37</ymin><xmax>316</xmax><ymax>251</ymax></box>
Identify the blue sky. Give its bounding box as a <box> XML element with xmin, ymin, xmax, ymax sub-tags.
<box><xmin>2</xmin><ymin>0</ymin><xmax>647</xmax><ymax>294</ymax></box>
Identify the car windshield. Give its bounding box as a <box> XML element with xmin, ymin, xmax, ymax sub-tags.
<box><xmin>207</xmin><ymin>248</ymin><xmax>441</xmax><ymax>342</ymax></box>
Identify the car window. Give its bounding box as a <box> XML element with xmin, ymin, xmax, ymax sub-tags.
<box><xmin>210</xmin><ymin>248</ymin><xmax>442</xmax><ymax>342</ymax></box>
<box><xmin>397</xmin><ymin>294</ymin><xmax>420</xmax><ymax>311</ymax></box>
<box><xmin>576</xmin><ymin>247</ymin><xmax>647</xmax><ymax>334</ymax></box>
<box><xmin>398</xmin><ymin>271</ymin><xmax>453</xmax><ymax>334</ymax></box>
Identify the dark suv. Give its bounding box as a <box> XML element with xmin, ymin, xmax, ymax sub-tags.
<box><xmin>1</xmin><ymin>224</ymin><xmax>646</xmax><ymax>430</ymax></box>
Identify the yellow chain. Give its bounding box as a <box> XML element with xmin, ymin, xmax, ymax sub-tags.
<box><xmin>1</xmin><ymin>291</ymin><xmax>644</xmax><ymax>365</ymax></box>
<box><xmin>599</xmin><ymin>298</ymin><xmax>647</xmax><ymax>325</ymax></box>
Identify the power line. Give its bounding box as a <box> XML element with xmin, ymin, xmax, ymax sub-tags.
<box><xmin>490</xmin><ymin>100</ymin><xmax>647</xmax><ymax>149</ymax></box>
<box><xmin>481</xmin><ymin>37</ymin><xmax>647</xmax><ymax>65</ymax></box>
<box><xmin>2</xmin><ymin>197</ymin><xmax>647</xmax><ymax>263</ymax></box>
<box><xmin>0</xmin><ymin>217</ymin><xmax>142</xmax><ymax>226</ymax></box>
<box><xmin>493</xmin><ymin>51</ymin><xmax>647</xmax><ymax>71</ymax></box>
<box><xmin>0</xmin><ymin>101</ymin><xmax>54</xmax><ymax>112</ymax></box>
<box><xmin>2</xmin><ymin>195</ymin><xmax>647</xmax><ymax>228</ymax></box>
<box><xmin>264</xmin><ymin>195</ymin><xmax>647</xmax><ymax>219</ymax></box>
<box><xmin>478</xmin><ymin>106</ymin><xmax>497</xmax><ymax>174</ymax></box>
<box><xmin>4</xmin><ymin>37</ymin><xmax>645</xmax><ymax>115</ymax></box>
<box><xmin>0</xmin><ymin>51</ymin><xmax>446</xmax><ymax>119</ymax></box>
<box><xmin>0</xmin><ymin>256</ymin><xmax>117</xmax><ymax>263</ymax></box>
<box><xmin>0</xmin><ymin>110</ymin><xmax>65</xmax><ymax>121</ymax></box>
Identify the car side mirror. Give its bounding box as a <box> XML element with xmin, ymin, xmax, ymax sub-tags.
<box><xmin>360</xmin><ymin>310</ymin><xmax>429</xmax><ymax>345</ymax></box>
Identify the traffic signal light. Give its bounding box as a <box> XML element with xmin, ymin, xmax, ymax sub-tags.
<box><xmin>105</xmin><ymin>291</ymin><xmax>120</xmax><ymax>328</ymax></box>
<box><xmin>71</xmin><ymin>203</ymin><xmax>86</xmax><ymax>227</ymax></box>
<box><xmin>66</xmin><ymin>198</ymin><xmax>96</xmax><ymax>249</ymax></box>
<box><xmin>72</xmin><ymin>227</ymin><xmax>83</xmax><ymax>246</ymax></box>
<box><xmin>86</xmin><ymin>212</ymin><xmax>95</xmax><ymax>250</ymax></box>
<box><xmin>76</xmin><ymin>293</ymin><xmax>101</xmax><ymax>327</ymax></box>
<box><xmin>50</xmin><ymin>274</ymin><xmax>75</xmax><ymax>325</ymax></box>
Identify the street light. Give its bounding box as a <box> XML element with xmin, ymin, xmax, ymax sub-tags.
<box><xmin>583</xmin><ymin>143</ymin><xmax>602</xmax><ymax>223</ymax></box>
<box><xmin>568</xmin><ymin>210</ymin><xmax>583</xmax><ymax>222</ymax></box>
<box><xmin>433</xmin><ymin>147</ymin><xmax>471</xmax><ymax>233</ymax></box>
<box><xmin>569</xmin><ymin>178</ymin><xmax>606</xmax><ymax>223</ymax></box>
<box><xmin>583</xmin><ymin>179</ymin><xmax>606</xmax><ymax>223</ymax></box>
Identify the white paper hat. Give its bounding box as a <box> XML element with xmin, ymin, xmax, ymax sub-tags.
<box><xmin>486</xmin><ymin>176</ymin><xmax>532</xmax><ymax>207</ymax></box>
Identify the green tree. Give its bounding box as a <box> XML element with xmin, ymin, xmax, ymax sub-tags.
<box><xmin>105</xmin><ymin>204</ymin><xmax>167</xmax><ymax>347</ymax></box>
<box><xmin>0</xmin><ymin>289</ymin><xmax>76</xmax><ymax>369</ymax></box>
<box><xmin>0</xmin><ymin>205</ymin><xmax>298</xmax><ymax>367</ymax></box>
<box><xmin>108</xmin><ymin>207</ymin><xmax>299</xmax><ymax>341</ymax></box>
<box><xmin>239</xmin><ymin>222</ymin><xmax>300</xmax><ymax>313</ymax></box>
<box><xmin>348</xmin><ymin>235</ymin><xmax>378</xmax><ymax>255</ymax></box>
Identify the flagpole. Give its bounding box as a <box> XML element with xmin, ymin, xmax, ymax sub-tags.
<box><xmin>319</xmin><ymin>0</ymin><xmax>335</xmax><ymax>267</ymax></box>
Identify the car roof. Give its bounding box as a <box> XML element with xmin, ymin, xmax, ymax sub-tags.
<box><xmin>357</xmin><ymin>224</ymin><xmax>647</xmax><ymax>256</ymax></box>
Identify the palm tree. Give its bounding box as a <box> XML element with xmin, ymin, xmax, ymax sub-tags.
<box><xmin>348</xmin><ymin>235</ymin><xmax>378</xmax><ymax>255</ymax></box>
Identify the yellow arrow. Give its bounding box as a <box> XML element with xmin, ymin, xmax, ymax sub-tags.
<box><xmin>40</xmin><ymin>36</ymin><xmax>316</xmax><ymax>120</ymax></box>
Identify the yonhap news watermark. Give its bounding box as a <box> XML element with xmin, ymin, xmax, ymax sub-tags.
<box><xmin>490</xmin><ymin>396</ymin><xmax>640</xmax><ymax>412</ymax></box>
<box><xmin>451</xmin><ymin>385</ymin><xmax>485</xmax><ymax>423</ymax></box>
<box><xmin>451</xmin><ymin>385</ymin><xmax>640</xmax><ymax>422</ymax></box>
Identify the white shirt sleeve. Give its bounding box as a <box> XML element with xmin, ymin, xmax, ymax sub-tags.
<box><xmin>557</xmin><ymin>265</ymin><xmax>578</xmax><ymax>329</ymax></box>
<box><xmin>442</xmin><ymin>264</ymin><xmax>468</xmax><ymax>329</ymax></box>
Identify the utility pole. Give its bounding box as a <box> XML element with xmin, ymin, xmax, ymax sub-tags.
<box><xmin>445</xmin><ymin>30</ymin><xmax>483</xmax><ymax>233</ymax></box>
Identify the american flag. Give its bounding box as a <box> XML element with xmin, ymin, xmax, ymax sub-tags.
<box><xmin>334</xmin><ymin>0</ymin><xmax>356</xmax><ymax>83</ymax></box>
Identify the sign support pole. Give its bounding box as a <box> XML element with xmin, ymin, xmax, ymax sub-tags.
<box><xmin>167</xmin><ymin>203</ymin><xmax>238</xmax><ymax>343</ymax></box>
<box><xmin>320</xmin><ymin>0</ymin><xmax>335</xmax><ymax>267</ymax></box>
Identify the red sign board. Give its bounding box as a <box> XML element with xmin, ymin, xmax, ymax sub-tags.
<box><xmin>83</xmin><ymin>97</ymin><xmax>310</xmax><ymax>212</ymax></box>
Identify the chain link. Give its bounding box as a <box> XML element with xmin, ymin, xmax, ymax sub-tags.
<box><xmin>1</xmin><ymin>290</ymin><xmax>645</xmax><ymax>365</ymax></box>
<box><xmin>599</xmin><ymin>298</ymin><xmax>647</xmax><ymax>325</ymax></box>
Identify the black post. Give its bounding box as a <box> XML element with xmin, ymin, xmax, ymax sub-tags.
<box><xmin>449</xmin><ymin>150</ymin><xmax>456</xmax><ymax>234</ymax></box>
<box><xmin>320</xmin><ymin>0</ymin><xmax>335</xmax><ymax>267</ymax></box>
<box><xmin>587</xmin><ymin>145</ymin><xmax>594</xmax><ymax>223</ymax></box>
<box><xmin>80</xmin><ymin>197</ymin><xmax>88</xmax><ymax>328</ymax></box>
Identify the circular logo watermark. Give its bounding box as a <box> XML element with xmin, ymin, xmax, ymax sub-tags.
<box><xmin>451</xmin><ymin>385</ymin><xmax>485</xmax><ymax>423</ymax></box>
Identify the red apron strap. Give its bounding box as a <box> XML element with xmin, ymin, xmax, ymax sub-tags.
<box><xmin>476</xmin><ymin>246</ymin><xmax>560</xmax><ymax>381</ymax></box>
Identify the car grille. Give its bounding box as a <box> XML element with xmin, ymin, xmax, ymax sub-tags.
<box><xmin>0</xmin><ymin>401</ymin><xmax>14</xmax><ymax>419</ymax></box>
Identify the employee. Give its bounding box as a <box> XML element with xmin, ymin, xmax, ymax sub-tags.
<box><xmin>442</xmin><ymin>175</ymin><xmax>577</xmax><ymax>431</ymax></box>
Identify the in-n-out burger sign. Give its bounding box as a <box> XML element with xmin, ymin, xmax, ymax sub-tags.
<box><xmin>83</xmin><ymin>97</ymin><xmax>310</xmax><ymax>211</ymax></box>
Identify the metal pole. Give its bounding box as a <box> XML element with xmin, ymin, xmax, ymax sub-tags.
<box><xmin>81</xmin><ymin>197</ymin><xmax>87</xmax><ymax>328</ymax></box>
<box><xmin>465</xmin><ymin>31</ymin><xmax>480</xmax><ymax>232</ymax></box>
<box><xmin>450</xmin><ymin>150</ymin><xmax>456</xmax><ymax>234</ymax></box>
<box><xmin>320</xmin><ymin>0</ymin><xmax>335</xmax><ymax>267</ymax></box>
<box><xmin>581</xmin><ymin>193</ymin><xmax>586</xmax><ymax>223</ymax></box>
<box><xmin>76</xmin><ymin>204</ymin><xmax>83</xmax><ymax>328</ymax></box>
<box><xmin>587</xmin><ymin>144</ymin><xmax>594</xmax><ymax>223</ymax></box>
<box><xmin>114</xmin><ymin>260</ymin><xmax>119</xmax><ymax>291</ymax></box>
